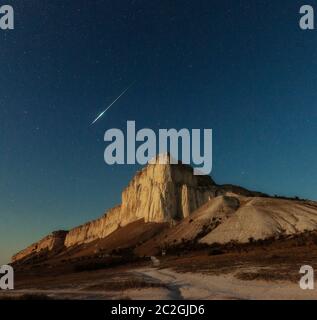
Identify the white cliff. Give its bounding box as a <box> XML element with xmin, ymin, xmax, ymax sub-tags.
<box><xmin>64</xmin><ymin>156</ymin><xmax>216</xmax><ymax>247</ymax></box>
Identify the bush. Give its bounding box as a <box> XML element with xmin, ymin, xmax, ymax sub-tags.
<box><xmin>208</xmin><ymin>248</ymin><xmax>225</xmax><ymax>256</ymax></box>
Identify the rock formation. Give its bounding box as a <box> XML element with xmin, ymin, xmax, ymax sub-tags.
<box><xmin>12</xmin><ymin>231</ymin><xmax>67</xmax><ymax>263</ymax></box>
<box><xmin>13</xmin><ymin>155</ymin><xmax>221</xmax><ymax>260</ymax></box>
<box><xmin>64</xmin><ymin>154</ymin><xmax>217</xmax><ymax>247</ymax></box>
<box><xmin>14</xmin><ymin>154</ymin><xmax>310</xmax><ymax>264</ymax></box>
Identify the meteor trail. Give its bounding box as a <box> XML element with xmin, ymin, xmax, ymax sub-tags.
<box><xmin>91</xmin><ymin>82</ymin><xmax>135</xmax><ymax>125</ymax></box>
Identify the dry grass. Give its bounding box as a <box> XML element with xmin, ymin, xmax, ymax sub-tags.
<box><xmin>235</xmin><ymin>270</ymin><xmax>293</xmax><ymax>282</ymax></box>
<box><xmin>85</xmin><ymin>278</ymin><xmax>165</xmax><ymax>291</ymax></box>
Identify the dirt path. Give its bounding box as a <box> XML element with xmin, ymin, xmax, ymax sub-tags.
<box><xmin>131</xmin><ymin>268</ymin><xmax>317</xmax><ymax>300</ymax></box>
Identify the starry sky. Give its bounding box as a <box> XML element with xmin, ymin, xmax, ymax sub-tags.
<box><xmin>1</xmin><ymin>0</ymin><xmax>317</xmax><ymax>264</ymax></box>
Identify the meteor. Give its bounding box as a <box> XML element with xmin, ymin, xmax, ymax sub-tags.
<box><xmin>91</xmin><ymin>82</ymin><xmax>135</xmax><ymax>125</ymax></box>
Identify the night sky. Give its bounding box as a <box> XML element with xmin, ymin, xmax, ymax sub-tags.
<box><xmin>1</xmin><ymin>0</ymin><xmax>317</xmax><ymax>264</ymax></box>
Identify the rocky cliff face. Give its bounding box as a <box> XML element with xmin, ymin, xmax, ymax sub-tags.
<box><xmin>12</xmin><ymin>231</ymin><xmax>67</xmax><ymax>263</ymax></box>
<box><xmin>64</xmin><ymin>156</ymin><xmax>217</xmax><ymax>247</ymax></box>
<box><xmin>119</xmin><ymin>157</ymin><xmax>216</xmax><ymax>223</ymax></box>
<box><xmin>64</xmin><ymin>206</ymin><xmax>122</xmax><ymax>247</ymax></box>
